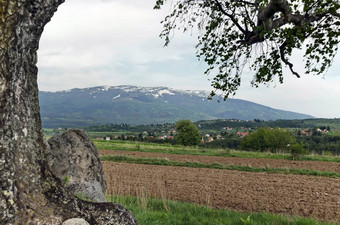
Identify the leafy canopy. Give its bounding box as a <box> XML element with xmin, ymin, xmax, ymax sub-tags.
<box><xmin>175</xmin><ymin>120</ymin><xmax>201</xmax><ymax>146</ymax></box>
<box><xmin>155</xmin><ymin>0</ymin><xmax>340</xmax><ymax>99</ymax></box>
<box><xmin>241</xmin><ymin>127</ymin><xmax>295</xmax><ymax>152</ymax></box>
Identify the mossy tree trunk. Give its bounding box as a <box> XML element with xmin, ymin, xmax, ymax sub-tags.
<box><xmin>0</xmin><ymin>1</ymin><xmax>137</xmax><ymax>224</ymax></box>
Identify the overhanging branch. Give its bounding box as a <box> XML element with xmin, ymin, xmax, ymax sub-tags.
<box><xmin>213</xmin><ymin>0</ymin><xmax>247</xmax><ymax>35</ymax></box>
<box><xmin>279</xmin><ymin>42</ymin><xmax>301</xmax><ymax>78</ymax></box>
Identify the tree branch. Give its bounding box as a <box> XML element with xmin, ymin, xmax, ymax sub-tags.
<box><xmin>213</xmin><ymin>0</ymin><xmax>247</xmax><ymax>35</ymax></box>
<box><xmin>279</xmin><ymin>42</ymin><xmax>300</xmax><ymax>78</ymax></box>
<box><xmin>236</xmin><ymin>0</ymin><xmax>258</xmax><ymax>7</ymax></box>
<box><xmin>258</xmin><ymin>0</ymin><xmax>291</xmax><ymax>23</ymax></box>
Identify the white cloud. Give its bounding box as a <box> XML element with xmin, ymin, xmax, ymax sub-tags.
<box><xmin>37</xmin><ymin>0</ymin><xmax>340</xmax><ymax>118</ymax></box>
<box><xmin>234</xmin><ymin>64</ymin><xmax>340</xmax><ymax>118</ymax></box>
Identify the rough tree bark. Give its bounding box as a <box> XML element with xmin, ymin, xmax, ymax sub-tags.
<box><xmin>0</xmin><ymin>1</ymin><xmax>138</xmax><ymax>224</ymax></box>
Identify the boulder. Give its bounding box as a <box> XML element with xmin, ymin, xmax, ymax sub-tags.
<box><xmin>67</xmin><ymin>182</ymin><xmax>107</xmax><ymax>203</ymax></box>
<box><xmin>62</xmin><ymin>218</ymin><xmax>90</xmax><ymax>225</ymax></box>
<box><xmin>48</xmin><ymin>129</ymin><xmax>107</xmax><ymax>202</ymax></box>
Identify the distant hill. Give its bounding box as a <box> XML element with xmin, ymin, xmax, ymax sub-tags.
<box><xmin>39</xmin><ymin>85</ymin><xmax>313</xmax><ymax>128</ymax></box>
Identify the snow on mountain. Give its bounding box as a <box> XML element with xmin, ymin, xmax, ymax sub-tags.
<box><xmin>82</xmin><ymin>85</ymin><xmax>209</xmax><ymax>100</ymax></box>
<box><xmin>101</xmin><ymin>85</ymin><xmax>110</xmax><ymax>91</ymax></box>
<box><xmin>52</xmin><ymin>85</ymin><xmax>209</xmax><ymax>99</ymax></box>
<box><xmin>39</xmin><ymin>85</ymin><xmax>313</xmax><ymax>128</ymax></box>
<box><xmin>112</xmin><ymin>94</ymin><xmax>121</xmax><ymax>100</ymax></box>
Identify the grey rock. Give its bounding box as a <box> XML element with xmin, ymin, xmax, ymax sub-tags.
<box><xmin>62</xmin><ymin>218</ymin><xmax>90</xmax><ymax>225</ymax></box>
<box><xmin>48</xmin><ymin>129</ymin><xmax>107</xmax><ymax>202</ymax></box>
<box><xmin>67</xmin><ymin>181</ymin><xmax>107</xmax><ymax>203</ymax></box>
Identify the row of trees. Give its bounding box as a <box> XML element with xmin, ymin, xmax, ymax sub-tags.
<box><xmin>82</xmin><ymin>119</ymin><xmax>338</xmax><ymax>139</ymax></box>
<box><xmin>296</xmin><ymin>135</ymin><xmax>340</xmax><ymax>155</ymax></box>
<box><xmin>200</xmin><ymin>127</ymin><xmax>340</xmax><ymax>155</ymax></box>
<box><xmin>175</xmin><ymin>122</ymin><xmax>340</xmax><ymax>158</ymax></box>
<box><xmin>176</xmin><ymin>122</ymin><xmax>305</xmax><ymax>156</ymax></box>
<box><xmin>241</xmin><ymin>128</ymin><xmax>295</xmax><ymax>152</ymax></box>
<box><xmin>240</xmin><ymin>128</ymin><xmax>309</xmax><ymax>156</ymax></box>
<box><xmin>89</xmin><ymin>120</ymin><xmax>339</xmax><ymax>155</ymax></box>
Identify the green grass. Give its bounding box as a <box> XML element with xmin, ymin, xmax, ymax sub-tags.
<box><xmin>94</xmin><ymin>140</ymin><xmax>340</xmax><ymax>163</ymax></box>
<box><xmin>100</xmin><ymin>155</ymin><xmax>340</xmax><ymax>178</ymax></box>
<box><xmin>107</xmin><ymin>195</ymin><xmax>338</xmax><ymax>225</ymax></box>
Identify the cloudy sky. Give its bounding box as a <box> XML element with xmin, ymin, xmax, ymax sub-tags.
<box><xmin>37</xmin><ymin>0</ymin><xmax>340</xmax><ymax>118</ymax></box>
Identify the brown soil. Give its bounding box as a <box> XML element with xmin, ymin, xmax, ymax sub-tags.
<box><xmin>99</xmin><ymin>150</ymin><xmax>340</xmax><ymax>173</ymax></box>
<box><xmin>100</xmin><ymin>150</ymin><xmax>340</xmax><ymax>222</ymax></box>
<box><xmin>103</xmin><ymin>162</ymin><xmax>340</xmax><ymax>222</ymax></box>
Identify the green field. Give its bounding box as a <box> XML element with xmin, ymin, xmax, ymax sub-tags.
<box><xmin>107</xmin><ymin>195</ymin><xmax>339</xmax><ymax>225</ymax></box>
<box><xmin>94</xmin><ymin>140</ymin><xmax>340</xmax><ymax>163</ymax></box>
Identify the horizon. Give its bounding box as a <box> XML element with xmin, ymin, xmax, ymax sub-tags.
<box><xmin>37</xmin><ymin>0</ymin><xmax>340</xmax><ymax>118</ymax></box>
<box><xmin>39</xmin><ymin>84</ymin><xmax>322</xmax><ymax>119</ymax></box>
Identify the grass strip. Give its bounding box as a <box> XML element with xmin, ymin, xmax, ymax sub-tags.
<box><xmin>107</xmin><ymin>195</ymin><xmax>339</xmax><ymax>225</ymax></box>
<box><xmin>100</xmin><ymin>155</ymin><xmax>340</xmax><ymax>178</ymax></box>
<box><xmin>94</xmin><ymin>140</ymin><xmax>340</xmax><ymax>163</ymax></box>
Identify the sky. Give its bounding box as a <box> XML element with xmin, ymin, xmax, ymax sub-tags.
<box><xmin>37</xmin><ymin>0</ymin><xmax>340</xmax><ymax>118</ymax></box>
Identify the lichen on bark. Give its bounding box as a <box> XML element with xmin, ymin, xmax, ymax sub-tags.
<box><xmin>0</xmin><ymin>1</ymin><xmax>138</xmax><ymax>224</ymax></box>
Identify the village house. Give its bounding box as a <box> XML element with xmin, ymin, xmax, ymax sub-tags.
<box><xmin>216</xmin><ymin>134</ymin><xmax>223</xmax><ymax>140</ymax></box>
<box><xmin>300</xmin><ymin>128</ymin><xmax>328</xmax><ymax>136</ymax></box>
<box><xmin>300</xmin><ymin>129</ymin><xmax>312</xmax><ymax>136</ymax></box>
<box><xmin>236</xmin><ymin>132</ymin><xmax>249</xmax><ymax>138</ymax></box>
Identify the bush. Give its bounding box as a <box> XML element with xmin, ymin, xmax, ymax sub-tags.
<box><xmin>199</xmin><ymin>138</ymin><xmax>241</xmax><ymax>149</ymax></box>
<box><xmin>241</xmin><ymin>128</ymin><xmax>295</xmax><ymax>153</ymax></box>
<box><xmin>289</xmin><ymin>143</ymin><xmax>309</xmax><ymax>160</ymax></box>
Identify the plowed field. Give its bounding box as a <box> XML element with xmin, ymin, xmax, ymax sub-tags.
<box><xmin>100</xmin><ymin>150</ymin><xmax>340</xmax><ymax>222</ymax></box>
<box><xmin>99</xmin><ymin>150</ymin><xmax>340</xmax><ymax>172</ymax></box>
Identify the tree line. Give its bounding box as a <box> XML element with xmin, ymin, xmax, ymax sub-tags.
<box><xmin>200</xmin><ymin>128</ymin><xmax>340</xmax><ymax>156</ymax></box>
<box><xmin>78</xmin><ymin>119</ymin><xmax>340</xmax><ymax>155</ymax></box>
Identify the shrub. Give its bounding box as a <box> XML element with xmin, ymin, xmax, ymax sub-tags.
<box><xmin>241</xmin><ymin>128</ymin><xmax>295</xmax><ymax>153</ymax></box>
<box><xmin>290</xmin><ymin>143</ymin><xmax>309</xmax><ymax>160</ymax></box>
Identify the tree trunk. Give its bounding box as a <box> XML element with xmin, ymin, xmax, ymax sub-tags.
<box><xmin>0</xmin><ymin>1</ymin><xmax>138</xmax><ymax>224</ymax></box>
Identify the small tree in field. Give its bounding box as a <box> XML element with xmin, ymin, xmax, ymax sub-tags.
<box><xmin>289</xmin><ymin>142</ymin><xmax>308</xmax><ymax>160</ymax></box>
<box><xmin>241</xmin><ymin>127</ymin><xmax>295</xmax><ymax>152</ymax></box>
<box><xmin>175</xmin><ymin>120</ymin><xmax>201</xmax><ymax>146</ymax></box>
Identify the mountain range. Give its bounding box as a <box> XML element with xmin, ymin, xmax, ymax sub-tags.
<box><xmin>39</xmin><ymin>85</ymin><xmax>313</xmax><ymax>128</ymax></box>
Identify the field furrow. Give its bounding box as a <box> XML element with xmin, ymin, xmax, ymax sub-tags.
<box><xmin>103</xmin><ymin>161</ymin><xmax>340</xmax><ymax>223</ymax></box>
